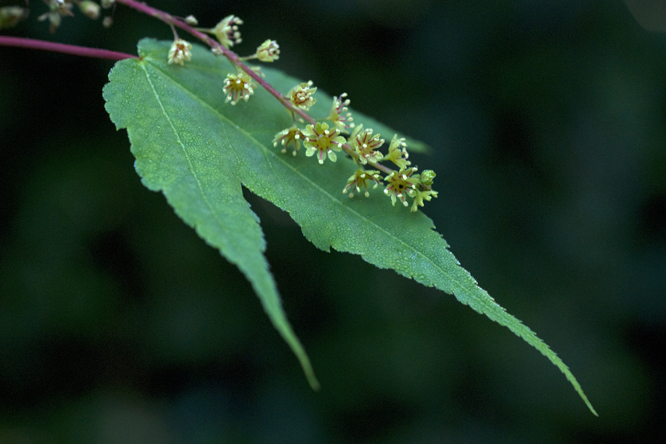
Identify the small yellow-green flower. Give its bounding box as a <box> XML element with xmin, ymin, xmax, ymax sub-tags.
<box><xmin>78</xmin><ymin>1</ymin><xmax>101</xmax><ymax>20</ymax></box>
<box><xmin>343</xmin><ymin>169</ymin><xmax>383</xmax><ymax>198</ymax></box>
<box><xmin>37</xmin><ymin>0</ymin><xmax>73</xmax><ymax>33</ymax></box>
<box><xmin>211</xmin><ymin>15</ymin><xmax>243</xmax><ymax>48</ymax></box>
<box><xmin>408</xmin><ymin>188</ymin><xmax>438</xmax><ymax>212</ymax></box>
<box><xmin>327</xmin><ymin>93</ymin><xmax>354</xmax><ymax>133</ymax></box>
<box><xmin>167</xmin><ymin>39</ymin><xmax>192</xmax><ymax>66</ymax></box>
<box><xmin>405</xmin><ymin>169</ymin><xmax>438</xmax><ymax>211</ymax></box>
<box><xmin>0</xmin><ymin>6</ymin><xmax>29</xmax><ymax>29</ymax></box>
<box><xmin>384</xmin><ymin>134</ymin><xmax>411</xmax><ymax>170</ymax></box>
<box><xmin>302</xmin><ymin>122</ymin><xmax>346</xmax><ymax>164</ymax></box>
<box><xmin>350</xmin><ymin>125</ymin><xmax>384</xmax><ymax>165</ymax></box>
<box><xmin>273</xmin><ymin>126</ymin><xmax>304</xmax><ymax>155</ymax></box>
<box><xmin>223</xmin><ymin>70</ymin><xmax>254</xmax><ymax>104</ymax></box>
<box><xmin>384</xmin><ymin>167</ymin><xmax>419</xmax><ymax>207</ymax></box>
<box><xmin>288</xmin><ymin>81</ymin><xmax>317</xmax><ymax>111</ymax></box>
<box><xmin>256</xmin><ymin>39</ymin><xmax>280</xmax><ymax>62</ymax></box>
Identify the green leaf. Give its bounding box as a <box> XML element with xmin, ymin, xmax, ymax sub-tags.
<box><xmin>103</xmin><ymin>39</ymin><xmax>596</xmax><ymax>415</ymax></box>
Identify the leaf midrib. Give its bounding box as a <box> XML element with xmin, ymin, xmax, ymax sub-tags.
<box><xmin>139</xmin><ymin>61</ymin><xmax>242</xmax><ymax>252</ymax></box>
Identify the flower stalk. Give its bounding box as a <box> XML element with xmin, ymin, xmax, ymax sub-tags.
<box><xmin>0</xmin><ymin>0</ymin><xmax>437</xmax><ymax>211</ymax></box>
<box><xmin>0</xmin><ymin>35</ymin><xmax>136</xmax><ymax>60</ymax></box>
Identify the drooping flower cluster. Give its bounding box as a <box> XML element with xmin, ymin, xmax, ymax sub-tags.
<box><xmin>12</xmin><ymin>0</ymin><xmax>436</xmax><ymax>209</ymax></box>
<box><xmin>161</xmin><ymin>11</ymin><xmax>437</xmax><ymax>212</ymax></box>
<box><xmin>270</xmin><ymin>84</ymin><xmax>438</xmax><ymax>211</ymax></box>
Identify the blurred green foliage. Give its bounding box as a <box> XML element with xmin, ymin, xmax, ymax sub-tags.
<box><xmin>1</xmin><ymin>1</ymin><xmax>664</xmax><ymax>443</ymax></box>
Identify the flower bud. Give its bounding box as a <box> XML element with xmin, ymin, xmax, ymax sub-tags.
<box><xmin>79</xmin><ymin>1</ymin><xmax>101</xmax><ymax>20</ymax></box>
<box><xmin>419</xmin><ymin>170</ymin><xmax>436</xmax><ymax>186</ymax></box>
<box><xmin>0</xmin><ymin>6</ymin><xmax>29</xmax><ymax>30</ymax></box>
<box><xmin>256</xmin><ymin>39</ymin><xmax>280</xmax><ymax>62</ymax></box>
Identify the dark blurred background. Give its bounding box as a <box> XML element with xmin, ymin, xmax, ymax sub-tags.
<box><xmin>1</xmin><ymin>0</ymin><xmax>665</xmax><ymax>442</ymax></box>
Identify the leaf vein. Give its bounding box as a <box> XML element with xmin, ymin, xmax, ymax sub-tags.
<box><xmin>139</xmin><ymin>62</ymin><xmax>233</xmax><ymax>239</ymax></box>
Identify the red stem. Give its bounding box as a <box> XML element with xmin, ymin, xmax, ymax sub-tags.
<box><xmin>3</xmin><ymin>0</ymin><xmax>392</xmax><ymax>174</ymax></box>
<box><xmin>116</xmin><ymin>1</ymin><xmax>394</xmax><ymax>170</ymax></box>
<box><xmin>0</xmin><ymin>36</ymin><xmax>137</xmax><ymax>61</ymax></box>
<box><xmin>0</xmin><ymin>2</ymin><xmax>397</xmax><ymax>175</ymax></box>
<box><xmin>116</xmin><ymin>0</ymin><xmax>316</xmax><ymax>125</ymax></box>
